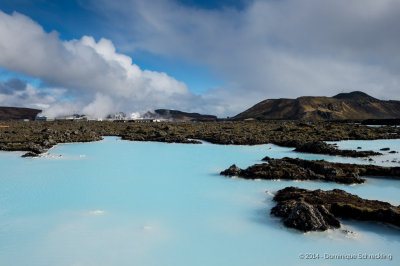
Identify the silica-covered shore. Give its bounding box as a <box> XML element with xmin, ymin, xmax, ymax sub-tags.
<box><xmin>1</xmin><ymin>120</ymin><xmax>399</xmax><ymax>157</ymax></box>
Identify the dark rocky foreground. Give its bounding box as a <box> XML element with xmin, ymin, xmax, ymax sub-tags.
<box><xmin>0</xmin><ymin>120</ymin><xmax>399</xmax><ymax>157</ymax></box>
<box><xmin>221</xmin><ymin>157</ymin><xmax>400</xmax><ymax>184</ymax></box>
<box><xmin>271</xmin><ymin>187</ymin><xmax>400</xmax><ymax>232</ymax></box>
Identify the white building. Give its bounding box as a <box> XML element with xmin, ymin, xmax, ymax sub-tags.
<box><xmin>35</xmin><ymin>116</ymin><xmax>54</xmax><ymax>121</ymax></box>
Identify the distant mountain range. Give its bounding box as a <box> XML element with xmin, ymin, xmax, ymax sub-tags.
<box><xmin>0</xmin><ymin>107</ymin><xmax>41</xmax><ymax>121</ymax></box>
<box><xmin>154</xmin><ymin>109</ymin><xmax>217</xmax><ymax>121</ymax></box>
<box><xmin>1</xmin><ymin>91</ymin><xmax>400</xmax><ymax>122</ymax></box>
<box><xmin>232</xmin><ymin>91</ymin><xmax>400</xmax><ymax>120</ymax></box>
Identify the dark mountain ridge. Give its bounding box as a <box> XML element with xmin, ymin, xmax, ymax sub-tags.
<box><xmin>154</xmin><ymin>109</ymin><xmax>217</xmax><ymax>121</ymax></box>
<box><xmin>0</xmin><ymin>107</ymin><xmax>41</xmax><ymax>121</ymax></box>
<box><xmin>332</xmin><ymin>91</ymin><xmax>377</xmax><ymax>101</ymax></box>
<box><xmin>233</xmin><ymin>91</ymin><xmax>400</xmax><ymax>120</ymax></box>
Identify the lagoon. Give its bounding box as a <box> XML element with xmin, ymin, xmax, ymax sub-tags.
<box><xmin>0</xmin><ymin>137</ymin><xmax>399</xmax><ymax>265</ymax></box>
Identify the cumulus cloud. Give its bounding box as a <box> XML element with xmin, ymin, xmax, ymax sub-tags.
<box><xmin>89</xmin><ymin>0</ymin><xmax>400</xmax><ymax>113</ymax></box>
<box><xmin>0</xmin><ymin>78</ymin><xmax>26</xmax><ymax>94</ymax></box>
<box><xmin>2</xmin><ymin>1</ymin><xmax>400</xmax><ymax>118</ymax></box>
<box><xmin>0</xmin><ymin>78</ymin><xmax>57</xmax><ymax>109</ymax></box>
<box><xmin>0</xmin><ymin>10</ymin><xmax>203</xmax><ymax>117</ymax></box>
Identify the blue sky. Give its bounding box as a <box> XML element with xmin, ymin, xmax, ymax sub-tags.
<box><xmin>0</xmin><ymin>0</ymin><xmax>399</xmax><ymax>117</ymax></box>
<box><xmin>0</xmin><ymin>0</ymin><xmax>224</xmax><ymax>94</ymax></box>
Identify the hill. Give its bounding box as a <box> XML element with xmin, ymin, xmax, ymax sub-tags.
<box><xmin>0</xmin><ymin>107</ymin><xmax>41</xmax><ymax>121</ymax></box>
<box><xmin>154</xmin><ymin>109</ymin><xmax>217</xmax><ymax>121</ymax></box>
<box><xmin>233</xmin><ymin>91</ymin><xmax>400</xmax><ymax>120</ymax></box>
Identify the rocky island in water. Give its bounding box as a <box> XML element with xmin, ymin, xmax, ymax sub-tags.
<box><xmin>271</xmin><ymin>187</ymin><xmax>400</xmax><ymax>232</ymax></box>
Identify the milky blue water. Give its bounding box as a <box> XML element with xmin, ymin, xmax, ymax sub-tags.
<box><xmin>0</xmin><ymin>137</ymin><xmax>399</xmax><ymax>266</ymax></box>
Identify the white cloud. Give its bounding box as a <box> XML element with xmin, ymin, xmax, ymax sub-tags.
<box><xmin>2</xmin><ymin>0</ymin><xmax>400</xmax><ymax>118</ymax></box>
<box><xmin>0</xmin><ymin>78</ymin><xmax>57</xmax><ymax>109</ymax></box>
<box><xmin>0</xmin><ymin>10</ymin><xmax>204</xmax><ymax>118</ymax></box>
<box><xmin>89</xmin><ymin>0</ymin><xmax>400</xmax><ymax>113</ymax></box>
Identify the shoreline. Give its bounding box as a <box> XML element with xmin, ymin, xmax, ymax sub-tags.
<box><xmin>1</xmin><ymin>120</ymin><xmax>400</xmax><ymax>157</ymax></box>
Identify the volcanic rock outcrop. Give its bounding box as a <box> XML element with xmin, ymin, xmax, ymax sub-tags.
<box><xmin>220</xmin><ymin>157</ymin><xmax>400</xmax><ymax>184</ymax></box>
<box><xmin>271</xmin><ymin>187</ymin><xmax>400</xmax><ymax>232</ymax></box>
<box><xmin>293</xmin><ymin>141</ymin><xmax>381</xmax><ymax>157</ymax></box>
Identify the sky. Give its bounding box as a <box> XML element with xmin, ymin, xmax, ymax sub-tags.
<box><xmin>0</xmin><ymin>0</ymin><xmax>400</xmax><ymax>118</ymax></box>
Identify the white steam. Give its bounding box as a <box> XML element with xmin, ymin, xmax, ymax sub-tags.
<box><xmin>130</xmin><ymin>112</ymin><xmax>142</xmax><ymax>119</ymax></box>
<box><xmin>82</xmin><ymin>93</ymin><xmax>115</xmax><ymax>119</ymax></box>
